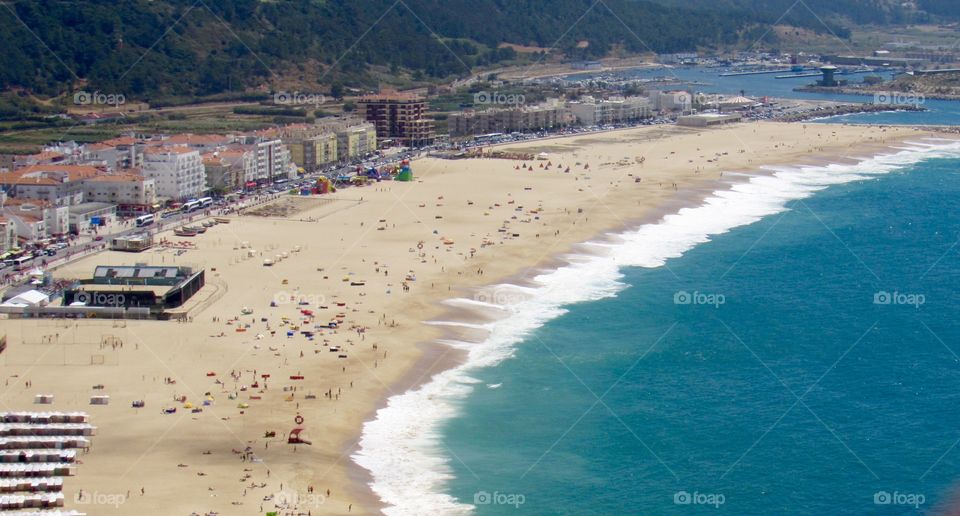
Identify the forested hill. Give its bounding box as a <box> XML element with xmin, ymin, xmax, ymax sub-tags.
<box><xmin>651</xmin><ymin>0</ymin><xmax>960</xmax><ymax>31</ymax></box>
<box><xmin>0</xmin><ymin>0</ymin><xmax>886</xmax><ymax>100</ymax></box>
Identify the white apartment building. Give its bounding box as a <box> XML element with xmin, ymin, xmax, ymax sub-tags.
<box><xmin>567</xmin><ymin>96</ymin><xmax>651</xmax><ymax>125</ymax></box>
<box><xmin>141</xmin><ymin>147</ymin><xmax>207</xmax><ymax>201</ymax></box>
<box><xmin>255</xmin><ymin>140</ymin><xmax>293</xmax><ymax>182</ymax></box>
<box><xmin>1</xmin><ymin>200</ymin><xmax>69</xmax><ymax>239</ymax></box>
<box><xmin>82</xmin><ymin>172</ymin><xmax>157</xmax><ymax>213</ymax></box>
<box><xmin>0</xmin><ymin>165</ymin><xmax>100</xmax><ymax>207</ymax></box>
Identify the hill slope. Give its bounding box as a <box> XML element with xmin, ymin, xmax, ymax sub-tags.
<box><xmin>0</xmin><ymin>0</ymin><xmax>765</xmax><ymax>99</ymax></box>
<box><xmin>0</xmin><ymin>0</ymin><xmax>903</xmax><ymax>100</ymax></box>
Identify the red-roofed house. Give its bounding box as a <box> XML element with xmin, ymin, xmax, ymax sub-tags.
<box><xmin>83</xmin><ymin>171</ymin><xmax>157</xmax><ymax>214</ymax></box>
<box><xmin>162</xmin><ymin>133</ymin><xmax>232</xmax><ymax>152</ymax></box>
<box><xmin>0</xmin><ymin>165</ymin><xmax>102</xmax><ymax>206</ymax></box>
<box><xmin>1</xmin><ymin>198</ymin><xmax>69</xmax><ymax>238</ymax></box>
<box><xmin>12</xmin><ymin>150</ymin><xmax>69</xmax><ymax>170</ymax></box>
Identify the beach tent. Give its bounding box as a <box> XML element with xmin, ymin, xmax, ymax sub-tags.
<box><xmin>0</xmin><ymin>290</ymin><xmax>49</xmax><ymax>308</ymax></box>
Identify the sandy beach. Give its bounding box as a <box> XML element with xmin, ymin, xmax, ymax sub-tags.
<box><xmin>0</xmin><ymin>121</ymin><xmax>939</xmax><ymax>515</ymax></box>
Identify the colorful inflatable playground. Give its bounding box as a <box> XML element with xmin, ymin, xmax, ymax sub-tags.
<box><xmin>357</xmin><ymin>159</ymin><xmax>413</xmax><ymax>182</ymax></box>
<box><xmin>301</xmin><ymin>159</ymin><xmax>413</xmax><ymax>195</ymax></box>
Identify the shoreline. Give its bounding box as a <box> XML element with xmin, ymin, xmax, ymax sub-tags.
<box><xmin>349</xmin><ymin>126</ymin><xmax>955</xmax><ymax>514</ymax></box>
<box><xmin>347</xmin><ymin>178</ymin><xmax>726</xmax><ymax>514</ymax></box>
<box><xmin>0</xmin><ymin>121</ymin><xmax>945</xmax><ymax>515</ymax></box>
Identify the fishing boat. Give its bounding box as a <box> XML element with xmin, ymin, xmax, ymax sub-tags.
<box><xmin>214</xmin><ymin>217</ymin><xmax>231</xmax><ymax>224</ymax></box>
<box><xmin>184</xmin><ymin>225</ymin><xmax>207</xmax><ymax>233</ymax></box>
<box><xmin>174</xmin><ymin>227</ymin><xmax>197</xmax><ymax>237</ymax></box>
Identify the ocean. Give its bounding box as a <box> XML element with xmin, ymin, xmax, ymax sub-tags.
<box><xmin>354</xmin><ymin>139</ymin><xmax>960</xmax><ymax>514</ymax></box>
<box><xmin>352</xmin><ymin>73</ymin><xmax>960</xmax><ymax>514</ymax></box>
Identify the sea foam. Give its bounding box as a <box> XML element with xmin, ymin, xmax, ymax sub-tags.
<box><xmin>351</xmin><ymin>138</ymin><xmax>960</xmax><ymax>515</ymax></box>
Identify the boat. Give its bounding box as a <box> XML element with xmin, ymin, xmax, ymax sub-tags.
<box><xmin>202</xmin><ymin>221</ymin><xmax>216</xmax><ymax>228</ymax></box>
<box><xmin>184</xmin><ymin>225</ymin><xmax>207</xmax><ymax>233</ymax></box>
<box><xmin>174</xmin><ymin>228</ymin><xmax>197</xmax><ymax>237</ymax></box>
<box><xmin>214</xmin><ymin>217</ymin><xmax>231</xmax><ymax>224</ymax></box>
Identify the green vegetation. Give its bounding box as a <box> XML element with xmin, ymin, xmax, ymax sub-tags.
<box><xmin>1</xmin><ymin>0</ymin><xmax>792</xmax><ymax>101</ymax></box>
<box><xmin>652</xmin><ymin>0</ymin><xmax>960</xmax><ymax>34</ymax></box>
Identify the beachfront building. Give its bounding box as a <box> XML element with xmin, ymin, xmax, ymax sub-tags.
<box><xmin>203</xmin><ymin>149</ymin><xmax>255</xmax><ymax>192</ymax></box>
<box><xmin>1</xmin><ymin>208</ymin><xmax>44</xmax><ymax>241</ymax></box>
<box><xmin>280</xmin><ymin>118</ymin><xmax>377</xmax><ymax>169</ymax></box>
<box><xmin>648</xmin><ymin>91</ymin><xmax>694</xmax><ymax>112</ymax></box>
<box><xmin>566</xmin><ymin>96</ymin><xmax>651</xmax><ymax>126</ymax></box>
<box><xmin>82</xmin><ymin>172</ymin><xmax>157</xmax><ymax>215</ymax></box>
<box><xmin>68</xmin><ymin>202</ymin><xmax>118</xmax><ymax>233</ymax></box>
<box><xmin>336</xmin><ymin>123</ymin><xmax>378</xmax><ymax>160</ymax></box>
<box><xmin>0</xmin><ymin>216</ymin><xmax>16</xmax><ymax>253</ymax></box>
<box><xmin>0</xmin><ymin>165</ymin><xmax>100</xmax><ymax>207</ymax></box>
<box><xmin>281</xmin><ymin>125</ymin><xmax>338</xmax><ymax>171</ymax></box>
<box><xmin>254</xmin><ymin>139</ymin><xmax>294</xmax><ymax>182</ymax></box>
<box><xmin>1</xmin><ymin>199</ymin><xmax>69</xmax><ymax>239</ymax></box>
<box><xmin>141</xmin><ymin>147</ymin><xmax>206</xmax><ymax>202</ymax></box>
<box><xmin>358</xmin><ymin>93</ymin><xmax>435</xmax><ymax>147</ymax></box>
<box><xmin>232</xmin><ymin>131</ymin><xmax>297</xmax><ymax>183</ymax></box>
<box><xmin>287</xmin><ymin>132</ymin><xmax>339</xmax><ymax>171</ymax></box>
<box><xmin>447</xmin><ymin>100</ymin><xmax>573</xmax><ymax>136</ymax></box>
<box><xmin>63</xmin><ymin>264</ymin><xmax>206</xmax><ymax>314</ymax></box>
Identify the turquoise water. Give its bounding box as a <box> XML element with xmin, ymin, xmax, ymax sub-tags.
<box><xmin>568</xmin><ymin>65</ymin><xmax>960</xmax><ymax>126</ymax></box>
<box><xmin>440</xmin><ymin>157</ymin><xmax>960</xmax><ymax>514</ymax></box>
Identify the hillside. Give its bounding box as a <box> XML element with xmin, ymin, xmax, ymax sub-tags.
<box><xmin>883</xmin><ymin>72</ymin><xmax>960</xmax><ymax>98</ymax></box>
<box><xmin>1</xmin><ymin>0</ymin><xmax>767</xmax><ymax>101</ymax></box>
<box><xmin>651</xmin><ymin>0</ymin><xmax>960</xmax><ymax>30</ymax></box>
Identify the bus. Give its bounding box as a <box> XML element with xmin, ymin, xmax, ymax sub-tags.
<box><xmin>198</xmin><ymin>197</ymin><xmax>214</xmax><ymax>208</ymax></box>
<box><xmin>135</xmin><ymin>214</ymin><xmax>155</xmax><ymax>227</ymax></box>
<box><xmin>12</xmin><ymin>256</ymin><xmax>31</xmax><ymax>271</ymax></box>
<box><xmin>181</xmin><ymin>200</ymin><xmax>201</xmax><ymax>212</ymax></box>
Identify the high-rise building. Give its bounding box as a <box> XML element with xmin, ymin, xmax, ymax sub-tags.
<box><xmin>357</xmin><ymin>93</ymin><xmax>435</xmax><ymax>147</ymax></box>
<box><xmin>141</xmin><ymin>147</ymin><xmax>206</xmax><ymax>201</ymax></box>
